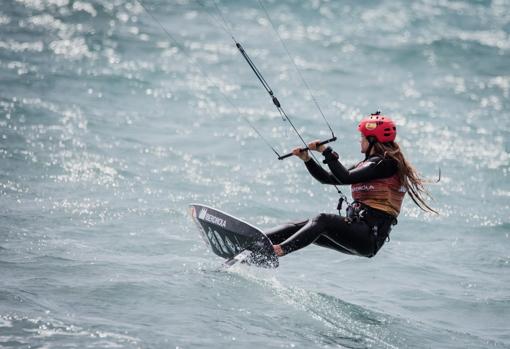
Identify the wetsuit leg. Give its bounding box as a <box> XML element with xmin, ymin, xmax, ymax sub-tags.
<box><xmin>265</xmin><ymin>220</ymin><xmax>308</xmax><ymax>245</ymax></box>
<box><xmin>313</xmin><ymin>235</ymin><xmax>355</xmax><ymax>255</ymax></box>
<box><xmin>279</xmin><ymin>213</ymin><xmax>376</xmax><ymax>257</ymax></box>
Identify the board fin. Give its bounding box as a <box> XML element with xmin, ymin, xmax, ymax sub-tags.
<box><xmin>223</xmin><ymin>242</ymin><xmax>278</xmax><ymax>268</ymax></box>
<box><xmin>223</xmin><ymin>249</ymin><xmax>253</xmax><ymax>268</ymax></box>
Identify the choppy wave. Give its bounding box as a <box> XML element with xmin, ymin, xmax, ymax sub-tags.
<box><xmin>0</xmin><ymin>313</ymin><xmax>140</xmax><ymax>348</ymax></box>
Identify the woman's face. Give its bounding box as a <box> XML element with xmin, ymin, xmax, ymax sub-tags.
<box><xmin>360</xmin><ymin>134</ymin><xmax>369</xmax><ymax>153</ymax></box>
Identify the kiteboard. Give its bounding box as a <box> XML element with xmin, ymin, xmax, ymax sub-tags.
<box><xmin>188</xmin><ymin>204</ymin><xmax>278</xmax><ymax>268</ymax></box>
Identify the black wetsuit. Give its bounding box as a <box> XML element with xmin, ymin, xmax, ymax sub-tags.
<box><xmin>265</xmin><ymin>149</ymin><xmax>398</xmax><ymax>258</ymax></box>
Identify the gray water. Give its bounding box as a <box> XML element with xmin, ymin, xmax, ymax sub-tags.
<box><xmin>1</xmin><ymin>0</ymin><xmax>509</xmax><ymax>348</ymax></box>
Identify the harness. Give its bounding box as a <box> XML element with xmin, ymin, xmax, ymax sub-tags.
<box><xmin>345</xmin><ymin>201</ymin><xmax>397</xmax><ymax>251</ymax></box>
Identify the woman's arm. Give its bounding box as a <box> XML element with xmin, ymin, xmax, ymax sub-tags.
<box><xmin>304</xmin><ymin>158</ymin><xmax>341</xmax><ymax>185</ymax></box>
<box><xmin>291</xmin><ymin>146</ymin><xmax>340</xmax><ymax>185</ymax></box>
<box><xmin>322</xmin><ymin>147</ymin><xmax>398</xmax><ymax>184</ymax></box>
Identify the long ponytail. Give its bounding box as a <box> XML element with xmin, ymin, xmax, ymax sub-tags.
<box><xmin>373</xmin><ymin>142</ymin><xmax>438</xmax><ymax>214</ymax></box>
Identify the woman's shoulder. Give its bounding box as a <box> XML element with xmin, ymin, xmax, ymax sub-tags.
<box><xmin>367</xmin><ymin>155</ymin><xmax>398</xmax><ymax>173</ymax></box>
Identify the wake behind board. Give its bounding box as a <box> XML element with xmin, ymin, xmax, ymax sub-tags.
<box><xmin>189</xmin><ymin>204</ymin><xmax>278</xmax><ymax>268</ymax></box>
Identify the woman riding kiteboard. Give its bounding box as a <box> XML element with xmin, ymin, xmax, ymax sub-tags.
<box><xmin>267</xmin><ymin>111</ymin><xmax>437</xmax><ymax>258</ymax></box>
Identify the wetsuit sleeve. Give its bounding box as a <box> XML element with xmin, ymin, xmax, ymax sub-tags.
<box><xmin>304</xmin><ymin>158</ymin><xmax>341</xmax><ymax>185</ymax></box>
<box><xmin>322</xmin><ymin>147</ymin><xmax>398</xmax><ymax>184</ymax></box>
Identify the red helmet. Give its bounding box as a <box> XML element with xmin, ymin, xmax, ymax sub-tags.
<box><xmin>357</xmin><ymin>112</ymin><xmax>397</xmax><ymax>143</ymax></box>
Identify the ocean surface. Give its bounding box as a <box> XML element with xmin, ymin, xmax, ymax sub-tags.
<box><xmin>1</xmin><ymin>0</ymin><xmax>509</xmax><ymax>348</ymax></box>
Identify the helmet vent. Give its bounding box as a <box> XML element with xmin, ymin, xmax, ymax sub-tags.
<box><xmin>359</xmin><ymin>113</ymin><xmax>396</xmax><ymax>143</ymax></box>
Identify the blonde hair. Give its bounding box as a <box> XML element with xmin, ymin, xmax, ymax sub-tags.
<box><xmin>372</xmin><ymin>141</ymin><xmax>438</xmax><ymax>214</ymax></box>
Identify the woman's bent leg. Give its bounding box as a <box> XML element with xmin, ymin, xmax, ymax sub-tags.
<box><xmin>264</xmin><ymin>220</ymin><xmax>308</xmax><ymax>245</ymax></box>
<box><xmin>314</xmin><ymin>235</ymin><xmax>355</xmax><ymax>255</ymax></box>
<box><xmin>279</xmin><ymin>213</ymin><xmax>341</xmax><ymax>254</ymax></box>
<box><xmin>279</xmin><ymin>213</ymin><xmax>377</xmax><ymax>257</ymax></box>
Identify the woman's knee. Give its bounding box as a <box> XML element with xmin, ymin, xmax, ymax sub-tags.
<box><xmin>312</xmin><ymin>213</ymin><xmax>331</xmax><ymax>225</ymax></box>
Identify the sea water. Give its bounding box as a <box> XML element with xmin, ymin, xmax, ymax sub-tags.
<box><xmin>1</xmin><ymin>0</ymin><xmax>509</xmax><ymax>348</ymax></box>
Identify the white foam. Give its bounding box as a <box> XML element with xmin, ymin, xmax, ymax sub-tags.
<box><xmin>72</xmin><ymin>1</ymin><xmax>97</xmax><ymax>17</ymax></box>
<box><xmin>20</xmin><ymin>317</ymin><xmax>139</xmax><ymax>346</ymax></box>
<box><xmin>49</xmin><ymin>38</ymin><xmax>95</xmax><ymax>60</ymax></box>
<box><xmin>0</xmin><ymin>317</ymin><xmax>13</xmax><ymax>328</ymax></box>
<box><xmin>0</xmin><ymin>15</ymin><xmax>11</xmax><ymax>25</ymax></box>
<box><xmin>0</xmin><ymin>40</ymin><xmax>44</xmax><ymax>52</ymax></box>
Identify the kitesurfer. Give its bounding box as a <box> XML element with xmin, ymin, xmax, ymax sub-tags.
<box><xmin>267</xmin><ymin>112</ymin><xmax>437</xmax><ymax>258</ymax></box>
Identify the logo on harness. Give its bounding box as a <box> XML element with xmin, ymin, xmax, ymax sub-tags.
<box><xmin>351</xmin><ymin>184</ymin><xmax>375</xmax><ymax>192</ymax></box>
